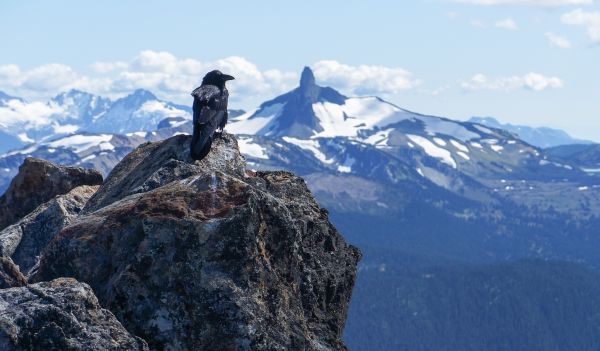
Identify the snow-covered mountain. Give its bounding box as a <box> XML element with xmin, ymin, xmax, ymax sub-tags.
<box><xmin>0</xmin><ymin>89</ymin><xmax>193</xmax><ymax>154</ymax></box>
<box><xmin>3</xmin><ymin>68</ymin><xmax>599</xmax><ymax>213</ymax></box>
<box><xmin>86</xmin><ymin>89</ymin><xmax>191</xmax><ymax>134</ymax></box>
<box><xmin>227</xmin><ymin>68</ymin><xmax>598</xmax><ymax>211</ymax></box>
<box><xmin>469</xmin><ymin>116</ymin><xmax>593</xmax><ymax>148</ymax></box>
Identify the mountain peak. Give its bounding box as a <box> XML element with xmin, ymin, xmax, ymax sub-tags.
<box><xmin>300</xmin><ymin>66</ymin><xmax>316</xmax><ymax>88</ymax></box>
<box><xmin>130</xmin><ymin>89</ymin><xmax>157</xmax><ymax>100</ymax></box>
<box><xmin>52</xmin><ymin>89</ymin><xmax>95</xmax><ymax>103</ymax></box>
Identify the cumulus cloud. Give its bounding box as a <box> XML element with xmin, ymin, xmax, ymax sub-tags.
<box><xmin>461</xmin><ymin>73</ymin><xmax>563</xmax><ymax>91</ymax></box>
<box><xmin>561</xmin><ymin>9</ymin><xmax>600</xmax><ymax>42</ymax></box>
<box><xmin>495</xmin><ymin>18</ymin><xmax>519</xmax><ymax>30</ymax></box>
<box><xmin>0</xmin><ymin>99</ymin><xmax>64</xmax><ymax>129</ymax></box>
<box><xmin>1</xmin><ymin>51</ymin><xmax>424</xmax><ymax>107</ymax></box>
<box><xmin>545</xmin><ymin>32</ymin><xmax>573</xmax><ymax>48</ymax></box>
<box><xmin>0</xmin><ymin>64</ymin><xmax>21</xmax><ymax>87</ymax></box>
<box><xmin>106</xmin><ymin>51</ymin><xmax>299</xmax><ymax>104</ymax></box>
<box><xmin>454</xmin><ymin>0</ymin><xmax>593</xmax><ymax>5</ymax></box>
<box><xmin>0</xmin><ymin>51</ymin><xmax>301</xmax><ymax>106</ymax></box>
<box><xmin>311</xmin><ymin>60</ymin><xmax>420</xmax><ymax>95</ymax></box>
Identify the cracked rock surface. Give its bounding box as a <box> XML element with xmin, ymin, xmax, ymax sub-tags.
<box><xmin>0</xmin><ymin>278</ymin><xmax>148</xmax><ymax>351</ymax></box>
<box><xmin>0</xmin><ymin>185</ymin><xmax>99</xmax><ymax>276</ymax></box>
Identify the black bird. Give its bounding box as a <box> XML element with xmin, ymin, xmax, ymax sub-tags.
<box><xmin>190</xmin><ymin>70</ymin><xmax>235</xmax><ymax>160</ymax></box>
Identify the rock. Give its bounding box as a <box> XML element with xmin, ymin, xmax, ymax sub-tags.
<box><xmin>0</xmin><ymin>185</ymin><xmax>98</xmax><ymax>276</ymax></box>
<box><xmin>0</xmin><ymin>257</ymin><xmax>27</xmax><ymax>289</ymax></box>
<box><xmin>83</xmin><ymin>134</ymin><xmax>245</xmax><ymax>213</ymax></box>
<box><xmin>33</xmin><ymin>133</ymin><xmax>361</xmax><ymax>351</ymax></box>
<box><xmin>0</xmin><ymin>158</ymin><xmax>103</xmax><ymax>230</ymax></box>
<box><xmin>0</xmin><ymin>278</ymin><xmax>148</xmax><ymax>350</ymax></box>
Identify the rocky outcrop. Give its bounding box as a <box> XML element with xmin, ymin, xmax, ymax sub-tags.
<box><xmin>82</xmin><ymin>133</ymin><xmax>245</xmax><ymax>213</ymax></box>
<box><xmin>33</xmin><ymin>133</ymin><xmax>361</xmax><ymax>350</ymax></box>
<box><xmin>0</xmin><ymin>185</ymin><xmax>98</xmax><ymax>276</ymax></box>
<box><xmin>0</xmin><ymin>158</ymin><xmax>103</xmax><ymax>230</ymax></box>
<box><xmin>0</xmin><ymin>278</ymin><xmax>148</xmax><ymax>350</ymax></box>
<box><xmin>0</xmin><ymin>257</ymin><xmax>27</xmax><ymax>289</ymax></box>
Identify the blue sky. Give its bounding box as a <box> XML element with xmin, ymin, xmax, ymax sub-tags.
<box><xmin>1</xmin><ymin>0</ymin><xmax>599</xmax><ymax>140</ymax></box>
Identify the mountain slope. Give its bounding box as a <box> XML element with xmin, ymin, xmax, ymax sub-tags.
<box><xmin>0</xmin><ymin>89</ymin><xmax>193</xmax><ymax>154</ymax></box>
<box><xmin>470</xmin><ymin>116</ymin><xmax>593</xmax><ymax>148</ymax></box>
<box><xmin>547</xmin><ymin>143</ymin><xmax>600</xmax><ymax>171</ymax></box>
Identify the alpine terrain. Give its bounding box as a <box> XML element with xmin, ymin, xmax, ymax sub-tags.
<box><xmin>1</xmin><ymin>67</ymin><xmax>600</xmax><ymax>350</ymax></box>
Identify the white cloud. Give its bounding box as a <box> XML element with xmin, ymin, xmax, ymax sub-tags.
<box><xmin>0</xmin><ymin>65</ymin><xmax>21</xmax><ymax>87</ymax></box>
<box><xmin>461</xmin><ymin>73</ymin><xmax>563</xmax><ymax>91</ymax></box>
<box><xmin>0</xmin><ymin>51</ymin><xmax>300</xmax><ymax>106</ymax></box>
<box><xmin>545</xmin><ymin>32</ymin><xmax>573</xmax><ymax>48</ymax></box>
<box><xmin>311</xmin><ymin>60</ymin><xmax>420</xmax><ymax>95</ymax></box>
<box><xmin>90</xmin><ymin>61</ymin><xmax>128</xmax><ymax>73</ymax></box>
<box><xmin>0</xmin><ymin>51</ymin><xmax>425</xmax><ymax>108</ymax></box>
<box><xmin>495</xmin><ymin>18</ymin><xmax>519</xmax><ymax>30</ymax></box>
<box><xmin>454</xmin><ymin>0</ymin><xmax>593</xmax><ymax>5</ymax></box>
<box><xmin>106</xmin><ymin>51</ymin><xmax>299</xmax><ymax>104</ymax></box>
<box><xmin>0</xmin><ymin>99</ymin><xmax>64</xmax><ymax>129</ymax></box>
<box><xmin>20</xmin><ymin>64</ymin><xmax>80</xmax><ymax>92</ymax></box>
<box><xmin>561</xmin><ymin>9</ymin><xmax>600</xmax><ymax>42</ymax></box>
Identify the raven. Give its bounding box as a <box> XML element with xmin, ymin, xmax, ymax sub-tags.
<box><xmin>190</xmin><ymin>70</ymin><xmax>235</xmax><ymax>160</ymax></box>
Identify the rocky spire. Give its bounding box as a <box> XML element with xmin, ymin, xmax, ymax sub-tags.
<box><xmin>299</xmin><ymin>66</ymin><xmax>316</xmax><ymax>89</ymax></box>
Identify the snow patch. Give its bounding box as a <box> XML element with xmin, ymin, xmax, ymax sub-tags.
<box><xmin>407</xmin><ymin>134</ymin><xmax>457</xmax><ymax>168</ymax></box>
<box><xmin>227</xmin><ymin>104</ymin><xmax>284</xmax><ymax>135</ymax></box>
<box><xmin>457</xmin><ymin>151</ymin><xmax>470</xmax><ymax>160</ymax></box>
<box><xmin>473</xmin><ymin>124</ymin><xmax>493</xmax><ymax>135</ymax></box>
<box><xmin>450</xmin><ymin>140</ymin><xmax>469</xmax><ymax>153</ymax></box>
<box><xmin>283</xmin><ymin>137</ymin><xmax>334</xmax><ymax>164</ymax></box>
<box><xmin>134</xmin><ymin>101</ymin><xmax>189</xmax><ymax>120</ymax></box>
<box><xmin>363</xmin><ymin>129</ymin><xmax>393</xmax><ymax>148</ymax></box>
<box><xmin>126</xmin><ymin>131</ymin><xmax>148</xmax><ymax>138</ymax></box>
<box><xmin>337</xmin><ymin>156</ymin><xmax>356</xmax><ymax>173</ymax></box>
<box><xmin>46</xmin><ymin>134</ymin><xmax>114</xmax><ymax>153</ymax></box>
<box><xmin>53</xmin><ymin>124</ymin><xmax>79</xmax><ymax>134</ymax></box>
<box><xmin>17</xmin><ymin>133</ymin><xmax>34</xmax><ymax>143</ymax></box>
<box><xmin>433</xmin><ymin>137</ymin><xmax>446</xmax><ymax>146</ymax></box>
<box><xmin>237</xmin><ymin>137</ymin><xmax>269</xmax><ymax>159</ymax></box>
<box><xmin>491</xmin><ymin>145</ymin><xmax>504</xmax><ymax>152</ymax></box>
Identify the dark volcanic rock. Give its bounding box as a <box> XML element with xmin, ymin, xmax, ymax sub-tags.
<box><xmin>0</xmin><ymin>185</ymin><xmax>98</xmax><ymax>276</ymax></box>
<box><xmin>0</xmin><ymin>257</ymin><xmax>27</xmax><ymax>289</ymax></box>
<box><xmin>33</xmin><ymin>133</ymin><xmax>360</xmax><ymax>351</ymax></box>
<box><xmin>0</xmin><ymin>278</ymin><xmax>148</xmax><ymax>350</ymax></box>
<box><xmin>0</xmin><ymin>158</ymin><xmax>103</xmax><ymax>230</ymax></box>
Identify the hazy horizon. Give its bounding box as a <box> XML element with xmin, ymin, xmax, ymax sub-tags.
<box><xmin>1</xmin><ymin>0</ymin><xmax>599</xmax><ymax>140</ymax></box>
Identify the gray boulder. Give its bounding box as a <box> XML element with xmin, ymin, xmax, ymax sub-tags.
<box><xmin>33</xmin><ymin>133</ymin><xmax>361</xmax><ymax>351</ymax></box>
<box><xmin>0</xmin><ymin>185</ymin><xmax>98</xmax><ymax>275</ymax></box>
<box><xmin>0</xmin><ymin>158</ymin><xmax>102</xmax><ymax>230</ymax></box>
<box><xmin>0</xmin><ymin>278</ymin><xmax>148</xmax><ymax>350</ymax></box>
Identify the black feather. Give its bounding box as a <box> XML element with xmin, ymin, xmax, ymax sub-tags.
<box><xmin>190</xmin><ymin>79</ymin><xmax>231</xmax><ymax>161</ymax></box>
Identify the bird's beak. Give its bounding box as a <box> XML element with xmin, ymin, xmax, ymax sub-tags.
<box><xmin>222</xmin><ymin>74</ymin><xmax>235</xmax><ymax>81</ymax></box>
